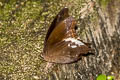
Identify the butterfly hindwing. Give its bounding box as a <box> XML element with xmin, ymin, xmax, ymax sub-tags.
<box><xmin>43</xmin><ymin>38</ymin><xmax>91</xmax><ymax>63</ymax></box>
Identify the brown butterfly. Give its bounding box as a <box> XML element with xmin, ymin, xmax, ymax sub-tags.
<box><xmin>42</xmin><ymin>7</ymin><xmax>92</xmax><ymax>64</ymax></box>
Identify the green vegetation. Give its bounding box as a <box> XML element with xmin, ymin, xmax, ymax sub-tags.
<box><xmin>97</xmin><ymin>74</ymin><xmax>107</xmax><ymax>80</ymax></box>
<box><xmin>97</xmin><ymin>74</ymin><xmax>114</xmax><ymax>80</ymax></box>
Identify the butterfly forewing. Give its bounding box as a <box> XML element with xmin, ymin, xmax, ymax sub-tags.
<box><xmin>44</xmin><ymin>7</ymin><xmax>69</xmax><ymax>49</ymax></box>
<box><xmin>46</xmin><ymin>17</ymin><xmax>76</xmax><ymax>46</ymax></box>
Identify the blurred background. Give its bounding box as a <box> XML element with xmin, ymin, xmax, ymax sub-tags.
<box><xmin>0</xmin><ymin>0</ymin><xmax>120</xmax><ymax>80</ymax></box>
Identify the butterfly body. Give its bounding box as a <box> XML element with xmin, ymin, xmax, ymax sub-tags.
<box><xmin>42</xmin><ymin>7</ymin><xmax>92</xmax><ymax>64</ymax></box>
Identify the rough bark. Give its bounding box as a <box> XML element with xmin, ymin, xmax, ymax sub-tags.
<box><xmin>42</xmin><ymin>1</ymin><xmax>120</xmax><ymax>80</ymax></box>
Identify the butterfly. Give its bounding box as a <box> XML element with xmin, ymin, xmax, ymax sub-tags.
<box><xmin>42</xmin><ymin>7</ymin><xmax>92</xmax><ymax>64</ymax></box>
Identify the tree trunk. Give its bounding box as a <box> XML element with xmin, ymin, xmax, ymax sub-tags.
<box><xmin>42</xmin><ymin>1</ymin><xmax>120</xmax><ymax>80</ymax></box>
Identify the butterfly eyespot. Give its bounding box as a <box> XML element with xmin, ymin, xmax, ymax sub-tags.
<box><xmin>74</xmin><ymin>25</ymin><xmax>78</xmax><ymax>30</ymax></box>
